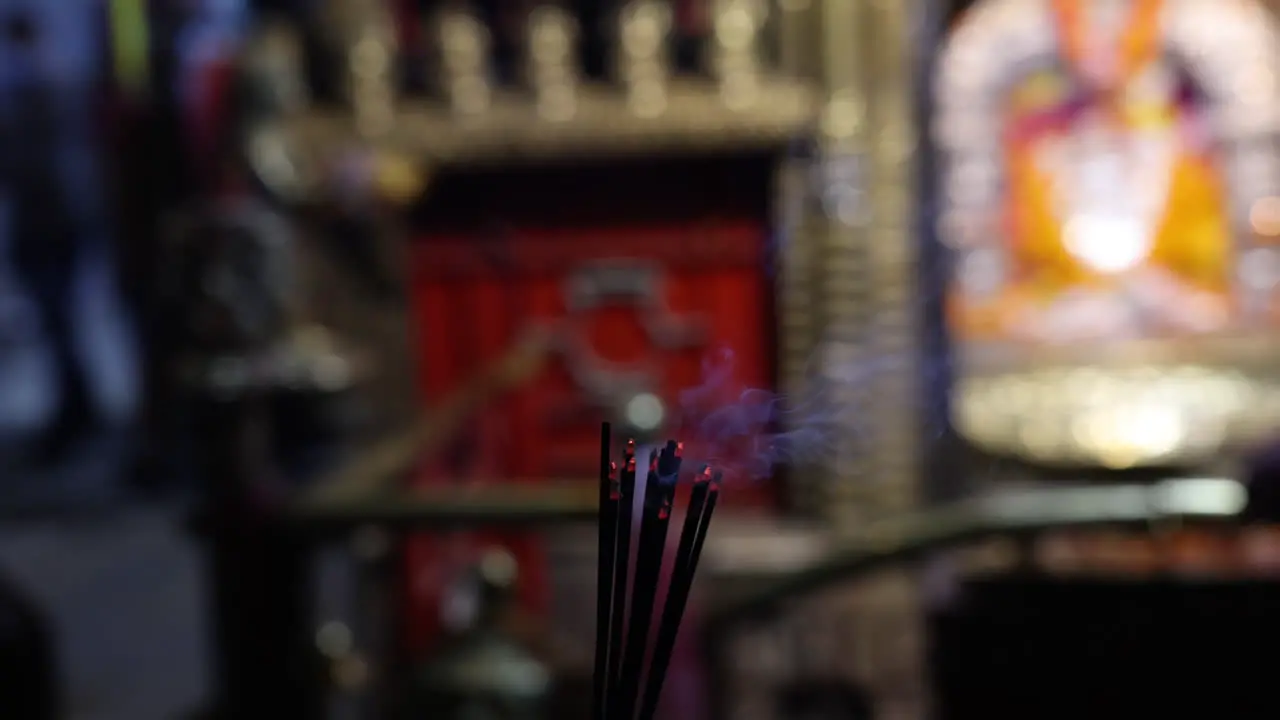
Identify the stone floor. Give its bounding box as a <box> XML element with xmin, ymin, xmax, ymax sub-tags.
<box><xmin>0</xmin><ymin>505</ymin><xmax>208</xmax><ymax>720</ymax></box>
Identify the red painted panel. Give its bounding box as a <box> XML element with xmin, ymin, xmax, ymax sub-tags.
<box><xmin>402</xmin><ymin>218</ymin><xmax>774</xmax><ymax>651</ymax></box>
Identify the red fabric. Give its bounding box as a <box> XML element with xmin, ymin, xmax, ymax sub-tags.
<box><xmin>404</xmin><ymin>219</ymin><xmax>775</xmax><ymax>653</ymax></box>
<box><xmin>186</xmin><ymin>57</ymin><xmax>238</xmax><ymax>191</ymax></box>
<box><xmin>676</xmin><ymin>0</ymin><xmax>710</xmax><ymax>34</ymax></box>
<box><xmin>403</xmin><ymin>413</ymin><xmax>551</xmax><ymax>650</ymax></box>
<box><xmin>409</xmin><ymin>222</ymin><xmax>773</xmax><ymax>501</ymax></box>
<box><xmin>396</xmin><ymin>0</ymin><xmax>421</xmax><ymax>52</ymax></box>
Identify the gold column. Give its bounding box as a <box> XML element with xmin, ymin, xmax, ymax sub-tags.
<box><xmin>862</xmin><ymin>0</ymin><xmax>920</xmax><ymax>518</ymax></box>
<box><xmin>800</xmin><ymin>0</ymin><xmax>923</xmax><ymax>530</ymax></box>
<box><xmin>773</xmin><ymin>0</ymin><xmax>825</xmax><ymax>515</ymax></box>
<box><xmin>824</xmin><ymin>2</ymin><xmax>931</xmax><ymax>719</ymax></box>
<box><xmin>776</xmin><ymin>0</ymin><xmax>823</xmax><ymax>81</ymax></box>
<box><xmin>814</xmin><ymin>0</ymin><xmax>875</xmax><ymax>529</ymax></box>
<box><xmin>865</xmin><ymin>1</ymin><xmax>929</xmax><ymax>712</ymax></box>
<box><xmin>806</xmin><ymin>0</ymin><xmax>922</xmax><ymax>526</ymax></box>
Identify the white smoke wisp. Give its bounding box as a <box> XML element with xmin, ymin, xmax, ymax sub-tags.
<box><xmin>671</xmin><ymin>343</ymin><xmax>947</xmax><ymax>486</ymax></box>
<box><xmin>672</xmin><ymin>347</ymin><xmax>838</xmax><ymax>484</ymax></box>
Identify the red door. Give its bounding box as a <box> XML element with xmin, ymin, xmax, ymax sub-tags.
<box><xmin>402</xmin><ymin>156</ymin><xmax>779</xmax><ymax>652</ymax></box>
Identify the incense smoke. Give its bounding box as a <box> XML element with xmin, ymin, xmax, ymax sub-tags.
<box><xmin>671</xmin><ymin>342</ymin><xmax>946</xmax><ymax>485</ymax></box>
<box><xmin>672</xmin><ymin>347</ymin><xmax>834</xmax><ymax>483</ymax></box>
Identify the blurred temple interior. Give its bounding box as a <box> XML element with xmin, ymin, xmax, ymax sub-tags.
<box><xmin>5</xmin><ymin>0</ymin><xmax>1280</xmax><ymax>719</ymax></box>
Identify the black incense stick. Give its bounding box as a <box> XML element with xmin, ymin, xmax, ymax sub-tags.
<box><xmin>607</xmin><ymin>439</ymin><xmax>637</xmax><ymax>695</ymax></box>
<box><xmin>614</xmin><ymin>441</ymin><xmax>681</xmax><ymax>720</ymax></box>
<box><xmin>592</xmin><ymin>423</ymin><xmax>616</xmax><ymax>720</ymax></box>
<box><xmin>637</xmin><ymin>470</ymin><xmax>721</xmax><ymax>720</ymax></box>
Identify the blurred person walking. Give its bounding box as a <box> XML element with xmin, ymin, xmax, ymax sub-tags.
<box><xmin>0</xmin><ymin>1</ymin><xmax>140</xmax><ymax>490</ymax></box>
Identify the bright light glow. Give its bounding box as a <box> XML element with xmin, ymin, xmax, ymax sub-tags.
<box><xmin>1063</xmin><ymin>212</ymin><xmax>1154</xmax><ymax>274</ymax></box>
<box><xmin>1250</xmin><ymin>196</ymin><xmax>1280</xmax><ymax>237</ymax></box>
<box><xmin>315</xmin><ymin>621</ymin><xmax>353</xmax><ymax>659</ymax></box>
<box><xmin>1074</xmin><ymin>403</ymin><xmax>1184</xmax><ymax>469</ymax></box>
<box><xmin>1156</xmin><ymin>477</ymin><xmax>1247</xmax><ymax>516</ymax></box>
<box><xmin>625</xmin><ymin>392</ymin><xmax>665</xmax><ymax>431</ymax></box>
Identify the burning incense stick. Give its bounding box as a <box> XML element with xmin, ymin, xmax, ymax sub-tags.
<box><xmin>608</xmin><ymin>439</ymin><xmax>638</xmax><ymax>697</ymax></box>
<box><xmin>637</xmin><ymin>469</ymin><xmax>721</xmax><ymax>720</ymax></box>
<box><xmin>592</xmin><ymin>423</ymin><xmax>617</xmax><ymax>720</ymax></box>
<box><xmin>614</xmin><ymin>441</ymin><xmax>681</xmax><ymax>720</ymax></box>
<box><xmin>594</xmin><ymin>427</ymin><xmax>721</xmax><ymax>719</ymax></box>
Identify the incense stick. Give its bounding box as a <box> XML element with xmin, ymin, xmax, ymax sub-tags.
<box><xmin>592</xmin><ymin>422</ymin><xmax>616</xmax><ymax>720</ymax></box>
<box><xmin>614</xmin><ymin>441</ymin><xmax>681</xmax><ymax>720</ymax></box>
<box><xmin>637</xmin><ymin>470</ymin><xmax>721</xmax><ymax>720</ymax></box>
<box><xmin>607</xmin><ymin>439</ymin><xmax>637</xmax><ymax>698</ymax></box>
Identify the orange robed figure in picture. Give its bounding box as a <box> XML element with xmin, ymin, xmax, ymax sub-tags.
<box><xmin>937</xmin><ymin>0</ymin><xmax>1280</xmax><ymax>343</ymax></box>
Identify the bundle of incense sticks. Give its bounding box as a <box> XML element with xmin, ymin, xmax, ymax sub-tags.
<box><xmin>592</xmin><ymin>422</ymin><xmax>722</xmax><ymax>720</ymax></box>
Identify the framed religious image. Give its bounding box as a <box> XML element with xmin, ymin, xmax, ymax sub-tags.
<box><xmin>933</xmin><ymin>0</ymin><xmax>1280</xmax><ymax>469</ymax></box>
